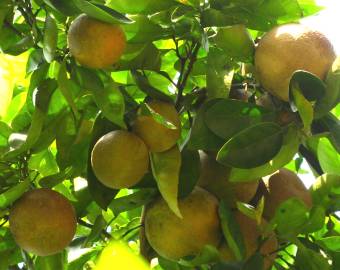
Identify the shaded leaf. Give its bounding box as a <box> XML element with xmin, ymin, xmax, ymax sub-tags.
<box><xmin>217</xmin><ymin>122</ymin><xmax>283</xmax><ymax>168</ymax></box>
<box><xmin>219</xmin><ymin>202</ymin><xmax>246</xmax><ymax>261</ymax></box>
<box><xmin>43</xmin><ymin>14</ymin><xmax>58</xmax><ymax>63</ymax></box>
<box><xmin>73</xmin><ymin>0</ymin><xmax>132</xmax><ymax>24</ymax></box>
<box><xmin>229</xmin><ymin>125</ymin><xmax>300</xmax><ymax>182</ymax></box>
<box><xmin>178</xmin><ymin>148</ymin><xmax>200</xmax><ymax>198</ymax></box>
<box><xmin>109</xmin><ymin>189</ymin><xmax>158</xmax><ymax>216</ymax></box>
<box><xmin>204</xmin><ymin>99</ymin><xmax>276</xmax><ymax>140</ymax></box>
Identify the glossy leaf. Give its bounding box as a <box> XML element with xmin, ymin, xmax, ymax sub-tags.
<box><xmin>187</xmin><ymin>99</ymin><xmax>226</xmax><ymax>151</ymax></box>
<box><xmin>315</xmin><ymin>57</ymin><xmax>340</xmax><ymax>118</ymax></box>
<box><xmin>217</xmin><ymin>122</ymin><xmax>283</xmax><ymax>168</ymax></box>
<box><xmin>109</xmin><ymin>189</ymin><xmax>158</xmax><ymax>216</ymax></box>
<box><xmin>317</xmin><ymin>137</ymin><xmax>340</xmax><ymax>175</ymax></box>
<box><xmin>178</xmin><ymin>148</ymin><xmax>200</xmax><ymax>198</ymax></box>
<box><xmin>131</xmin><ymin>70</ymin><xmax>173</xmax><ymax>102</ymax></box>
<box><xmin>73</xmin><ymin>0</ymin><xmax>132</xmax><ymax>24</ymax></box>
<box><xmin>150</xmin><ymin>145</ymin><xmax>182</xmax><ymax>218</ymax></box>
<box><xmin>204</xmin><ymin>99</ymin><xmax>277</xmax><ymax>140</ymax></box>
<box><xmin>229</xmin><ymin>125</ymin><xmax>300</xmax><ymax>182</ymax></box>
<box><xmin>43</xmin><ymin>15</ymin><xmax>58</xmax><ymax>63</ymax></box>
<box><xmin>0</xmin><ymin>177</ymin><xmax>30</xmax><ymax>209</ymax></box>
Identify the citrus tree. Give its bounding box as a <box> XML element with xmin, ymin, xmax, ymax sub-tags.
<box><xmin>0</xmin><ymin>0</ymin><xmax>340</xmax><ymax>269</ymax></box>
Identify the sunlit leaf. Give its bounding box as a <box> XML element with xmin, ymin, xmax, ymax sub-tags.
<box><xmin>151</xmin><ymin>145</ymin><xmax>182</xmax><ymax>217</ymax></box>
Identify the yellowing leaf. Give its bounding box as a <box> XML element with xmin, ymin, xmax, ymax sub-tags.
<box><xmin>0</xmin><ymin>52</ymin><xmax>29</xmax><ymax>117</ymax></box>
<box><xmin>150</xmin><ymin>145</ymin><xmax>182</xmax><ymax>218</ymax></box>
<box><xmin>95</xmin><ymin>242</ymin><xmax>150</xmax><ymax>270</ymax></box>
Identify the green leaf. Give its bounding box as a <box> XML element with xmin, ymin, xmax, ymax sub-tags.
<box><xmin>179</xmin><ymin>245</ymin><xmax>221</xmax><ymax>267</ymax></box>
<box><xmin>310</xmin><ymin>174</ymin><xmax>340</xmax><ymax>211</ymax></box>
<box><xmin>83</xmin><ymin>215</ymin><xmax>107</xmax><ymax>247</ymax></box>
<box><xmin>151</xmin><ymin>145</ymin><xmax>182</xmax><ymax>218</ymax></box>
<box><xmin>123</xmin><ymin>15</ymin><xmax>169</xmax><ymax>43</ymax></box>
<box><xmin>187</xmin><ymin>99</ymin><xmax>226</xmax><ymax>151</ymax></box>
<box><xmin>204</xmin><ymin>99</ymin><xmax>277</xmax><ymax>140</ymax></box>
<box><xmin>68</xmin><ymin>249</ymin><xmax>99</xmax><ymax>270</ymax></box>
<box><xmin>214</xmin><ymin>25</ymin><xmax>255</xmax><ymax>62</ymax></box>
<box><xmin>229</xmin><ymin>125</ymin><xmax>300</xmax><ymax>182</ymax></box>
<box><xmin>236</xmin><ymin>202</ymin><xmax>262</xmax><ymax>225</ymax></box>
<box><xmin>109</xmin><ymin>189</ymin><xmax>158</xmax><ymax>216</ymax></box>
<box><xmin>92</xmin><ymin>82</ymin><xmax>126</xmax><ymax>129</ymax></box>
<box><xmin>219</xmin><ymin>202</ymin><xmax>246</xmax><ymax>261</ymax></box>
<box><xmin>315</xmin><ymin>113</ymin><xmax>340</xmax><ymax>153</ymax></box>
<box><xmin>316</xmin><ymin>236</ymin><xmax>340</xmax><ymax>252</ymax></box>
<box><xmin>35</xmin><ymin>253</ymin><xmax>66</xmax><ymax>270</ymax></box>
<box><xmin>39</xmin><ymin>168</ymin><xmax>72</xmax><ymax>188</ymax></box>
<box><xmin>291</xmin><ymin>85</ymin><xmax>313</xmax><ymax>133</ymax></box>
<box><xmin>289</xmin><ymin>70</ymin><xmax>326</xmax><ymax>102</ymax></box>
<box><xmin>73</xmin><ymin>0</ymin><xmax>132</xmax><ymax>24</ymax></box>
<box><xmin>317</xmin><ymin>137</ymin><xmax>340</xmax><ymax>175</ymax></box>
<box><xmin>57</xmin><ymin>62</ymin><xmax>80</xmax><ymax>118</ymax></box>
<box><xmin>118</xmin><ymin>43</ymin><xmax>162</xmax><ymax>71</ymax></box>
<box><xmin>43</xmin><ymin>14</ymin><xmax>58</xmax><ymax>63</ymax></box>
<box><xmin>43</xmin><ymin>0</ymin><xmax>80</xmax><ymax>16</ymax></box>
<box><xmin>315</xmin><ymin>57</ymin><xmax>340</xmax><ymax>118</ymax></box>
<box><xmin>206</xmin><ymin>48</ymin><xmax>233</xmax><ymax>99</ymax></box>
<box><xmin>178</xmin><ymin>148</ymin><xmax>200</xmax><ymax>198</ymax></box>
<box><xmin>217</xmin><ymin>122</ymin><xmax>283</xmax><ymax>168</ymax></box>
<box><xmin>295</xmin><ymin>244</ymin><xmax>331</xmax><ymax>270</ymax></box>
<box><xmin>3</xmin><ymin>79</ymin><xmax>57</xmax><ymax>160</ymax></box>
<box><xmin>107</xmin><ymin>0</ymin><xmax>177</xmax><ymax>15</ymax></box>
<box><xmin>272</xmin><ymin>198</ymin><xmax>309</xmax><ymax>238</ymax></box>
<box><xmin>0</xmin><ymin>177</ymin><xmax>30</xmax><ymax>209</ymax></box>
<box><xmin>26</xmin><ymin>49</ymin><xmax>45</xmax><ymax>74</ymax></box>
<box><xmin>301</xmin><ymin>206</ymin><xmax>325</xmax><ymax>233</ymax></box>
<box><xmin>131</xmin><ymin>70</ymin><xmax>172</xmax><ymax>102</ymax></box>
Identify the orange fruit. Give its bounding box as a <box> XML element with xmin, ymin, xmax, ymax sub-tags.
<box><xmin>219</xmin><ymin>211</ymin><xmax>278</xmax><ymax>270</ymax></box>
<box><xmin>145</xmin><ymin>187</ymin><xmax>222</xmax><ymax>260</ymax></box>
<box><xmin>133</xmin><ymin>100</ymin><xmax>181</xmax><ymax>153</ymax></box>
<box><xmin>197</xmin><ymin>151</ymin><xmax>259</xmax><ymax>207</ymax></box>
<box><xmin>255</xmin><ymin>24</ymin><xmax>335</xmax><ymax>101</ymax></box>
<box><xmin>68</xmin><ymin>14</ymin><xmax>126</xmax><ymax>69</ymax></box>
<box><xmin>91</xmin><ymin>130</ymin><xmax>149</xmax><ymax>189</ymax></box>
<box><xmin>262</xmin><ymin>168</ymin><xmax>312</xmax><ymax>220</ymax></box>
<box><xmin>9</xmin><ymin>188</ymin><xmax>76</xmax><ymax>256</ymax></box>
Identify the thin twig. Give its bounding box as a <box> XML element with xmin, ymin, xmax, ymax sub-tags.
<box><xmin>175</xmin><ymin>42</ymin><xmax>200</xmax><ymax>110</ymax></box>
<box><xmin>77</xmin><ymin>219</ymin><xmax>112</xmax><ymax>240</ymax></box>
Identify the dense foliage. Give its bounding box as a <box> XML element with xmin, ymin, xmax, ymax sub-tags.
<box><xmin>0</xmin><ymin>0</ymin><xmax>339</xmax><ymax>269</ymax></box>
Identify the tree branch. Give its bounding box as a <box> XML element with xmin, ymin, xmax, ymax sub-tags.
<box><xmin>298</xmin><ymin>145</ymin><xmax>323</xmax><ymax>176</ymax></box>
<box><xmin>175</xmin><ymin>42</ymin><xmax>200</xmax><ymax>110</ymax></box>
